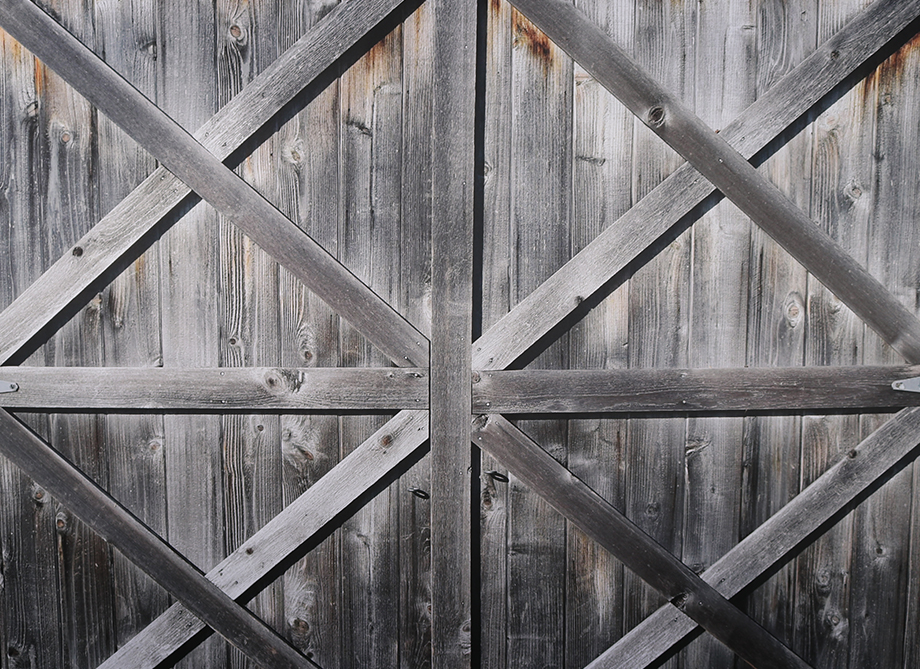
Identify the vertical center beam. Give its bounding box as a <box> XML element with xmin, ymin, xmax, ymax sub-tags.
<box><xmin>430</xmin><ymin>0</ymin><xmax>477</xmax><ymax>664</ymax></box>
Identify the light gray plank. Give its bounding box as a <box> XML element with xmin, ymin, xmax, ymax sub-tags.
<box><xmin>0</xmin><ymin>0</ymin><xmax>414</xmax><ymax>368</ymax></box>
<box><xmin>473</xmin><ymin>415</ymin><xmax>811</xmax><ymax>669</ymax></box>
<box><xmin>590</xmin><ymin>405</ymin><xmax>920</xmax><ymax>668</ymax></box>
<box><xmin>97</xmin><ymin>410</ymin><xmax>428</xmax><ymax>669</ymax></box>
<box><xmin>473</xmin><ymin>0</ymin><xmax>920</xmax><ymax>371</ymax></box>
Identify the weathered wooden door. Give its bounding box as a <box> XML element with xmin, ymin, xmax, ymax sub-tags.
<box><xmin>1</xmin><ymin>0</ymin><xmax>920</xmax><ymax>667</ymax></box>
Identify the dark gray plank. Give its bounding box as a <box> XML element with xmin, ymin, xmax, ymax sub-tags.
<box><xmin>473</xmin><ymin>0</ymin><xmax>920</xmax><ymax>371</ymax></box>
<box><xmin>471</xmin><ymin>366</ymin><xmax>920</xmax><ymax>412</ymax></box>
<box><xmin>0</xmin><ymin>0</ymin><xmax>417</xmax><ymax>368</ymax></box>
<box><xmin>0</xmin><ymin>409</ymin><xmax>313</xmax><ymax>668</ymax></box>
<box><xmin>0</xmin><ymin>27</ymin><xmax>64</xmax><ymax>668</ymax></box>
<box><xmin>473</xmin><ymin>415</ymin><xmax>811</xmax><ymax>669</ymax></box>
<box><xmin>98</xmin><ymin>410</ymin><xmax>428</xmax><ymax>669</ymax></box>
<box><xmin>0</xmin><ymin>369</ymin><xmax>426</xmax><ymax>412</ymax></box>
<box><xmin>590</xmin><ymin>405</ymin><xmax>920</xmax><ymax>668</ymax></box>
<box><xmin>92</xmin><ymin>0</ymin><xmax>170</xmax><ymax>651</ymax></box>
<box><xmin>563</xmin><ymin>0</ymin><xmax>633</xmax><ymax>661</ymax></box>
<box><xmin>429</xmin><ymin>0</ymin><xmax>476</xmax><ymax>664</ymax></box>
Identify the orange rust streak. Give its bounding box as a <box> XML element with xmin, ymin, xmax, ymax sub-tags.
<box><xmin>512</xmin><ymin>7</ymin><xmax>552</xmax><ymax>66</ymax></box>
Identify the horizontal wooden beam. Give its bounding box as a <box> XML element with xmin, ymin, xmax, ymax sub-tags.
<box><xmin>0</xmin><ymin>409</ymin><xmax>313</xmax><ymax>668</ymax></box>
<box><xmin>473</xmin><ymin>366</ymin><xmax>920</xmax><ymax>413</ymax></box>
<box><xmin>98</xmin><ymin>410</ymin><xmax>429</xmax><ymax>668</ymax></box>
<box><xmin>0</xmin><ymin>367</ymin><xmax>427</xmax><ymax>411</ymax></box>
<box><xmin>473</xmin><ymin>415</ymin><xmax>811</xmax><ymax>669</ymax></box>
<box><xmin>0</xmin><ymin>0</ymin><xmax>418</xmax><ymax>367</ymax></box>
<box><xmin>476</xmin><ymin>0</ymin><xmax>920</xmax><ymax>369</ymax></box>
<box><xmin>593</xmin><ymin>405</ymin><xmax>920</xmax><ymax>667</ymax></box>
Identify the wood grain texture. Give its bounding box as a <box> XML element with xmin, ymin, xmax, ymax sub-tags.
<box><xmin>0</xmin><ymin>410</ymin><xmax>313</xmax><ymax>668</ymax></box>
<box><xmin>92</xmin><ymin>0</ymin><xmax>169</xmax><ymax>651</ymax></box>
<box><xmin>563</xmin><ymin>0</ymin><xmax>633</xmax><ymax>662</ymax></box>
<box><xmin>0</xmin><ymin>0</ymin><xmax>411</xmax><ymax>367</ymax></box>
<box><xmin>473</xmin><ymin>415</ymin><xmax>811</xmax><ymax>669</ymax></box>
<box><xmin>471</xmin><ymin>366</ymin><xmax>920</xmax><ymax>413</ymax></box>
<box><xmin>98</xmin><ymin>410</ymin><xmax>429</xmax><ymax>669</ymax></box>
<box><xmin>0</xmin><ymin>26</ymin><xmax>64</xmax><ymax>668</ymax></box>
<box><xmin>590</xmin><ymin>405</ymin><xmax>920</xmax><ymax>668</ymax></box>
<box><xmin>474</xmin><ymin>0</ymin><xmax>920</xmax><ymax>371</ymax></box>
<box><xmin>738</xmin><ymin>0</ymin><xmax>814</xmax><ymax>650</ymax></box>
<box><xmin>0</xmin><ymin>370</ymin><xmax>426</xmax><ymax>413</ymax></box>
<box><xmin>429</xmin><ymin>0</ymin><xmax>475</xmax><ymax>665</ymax></box>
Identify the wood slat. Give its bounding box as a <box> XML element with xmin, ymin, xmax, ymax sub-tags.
<box><xmin>0</xmin><ymin>409</ymin><xmax>313</xmax><ymax>668</ymax></box>
<box><xmin>472</xmin><ymin>366</ymin><xmax>920</xmax><ymax>413</ymax></box>
<box><xmin>429</xmin><ymin>0</ymin><xmax>476</xmax><ymax>665</ymax></box>
<box><xmin>473</xmin><ymin>0</ymin><xmax>920</xmax><ymax>370</ymax></box>
<box><xmin>0</xmin><ymin>0</ymin><xmax>417</xmax><ymax>368</ymax></box>
<box><xmin>591</xmin><ymin>405</ymin><xmax>920</xmax><ymax>668</ymax></box>
<box><xmin>472</xmin><ymin>415</ymin><xmax>812</xmax><ymax>669</ymax></box>
<box><xmin>97</xmin><ymin>410</ymin><xmax>429</xmax><ymax>668</ymax></box>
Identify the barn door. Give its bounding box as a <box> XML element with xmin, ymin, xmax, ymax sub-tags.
<box><xmin>1</xmin><ymin>0</ymin><xmax>920</xmax><ymax>667</ymax></box>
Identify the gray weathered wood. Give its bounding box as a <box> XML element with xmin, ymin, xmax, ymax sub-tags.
<box><xmin>473</xmin><ymin>0</ymin><xmax>920</xmax><ymax>371</ymax></box>
<box><xmin>429</xmin><ymin>0</ymin><xmax>475</xmax><ymax>665</ymax></box>
<box><xmin>0</xmin><ymin>0</ymin><xmax>415</xmax><ymax>368</ymax></box>
<box><xmin>0</xmin><ymin>0</ymin><xmax>427</xmax><ymax>370</ymax></box>
<box><xmin>93</xmin><ymin>0</ymin><xmax>170</xmax><ymax>650</ymax></box>
<box><xmin>0</xmin><ymin>409</ymin><xmax>313</xmax><ymax>668</ymax></box>
<box><xmin>473</xmin><ymin>414</ymin><xmax>812</xmax><ymax>669</ymax></box>
<box><xmin>471</xmin><ymin>366</ymin><xmax>920</xmax><ymax>413</ymax></box>
<box><xmin>98</xmin><ymin>409</ymin><xmax>428</xmax><ymax>669</ymax></box>
<box><xmin>0</xmin><ymin>367</ymin><xmax>427</xmax><ymax>410</ymax></box>
<box><xmin>590</xmin><ymin>405</ymin><xmax>920</xmax><ymax>668</ymax></box>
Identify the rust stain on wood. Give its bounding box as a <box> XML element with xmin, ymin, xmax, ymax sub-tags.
<box><xmin>512</xmin><ymin>8</ymin><xmax>553</xmax><ymax>70</ymax></box>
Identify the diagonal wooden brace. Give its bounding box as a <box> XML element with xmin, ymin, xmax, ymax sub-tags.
<box><xmin>0</xmin><ymin>0</ymin><xmax>428</xmax><ymax>369</ymax></box>
<box><xmin>0</xmin><ymin>409</ymin><xmax>314</xmax><ymax>668</ymax></box>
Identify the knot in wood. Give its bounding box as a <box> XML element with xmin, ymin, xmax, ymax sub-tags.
<box><xmin>647</xmin><ymin>105</ymin><xmax>666</xmax><ymax>128</ymax></box>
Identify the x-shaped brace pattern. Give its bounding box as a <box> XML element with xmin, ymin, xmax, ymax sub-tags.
<box><xmin>1</xmin><ymin>0</ymin><xmax>919</xmax><ymax>666</ymax></box>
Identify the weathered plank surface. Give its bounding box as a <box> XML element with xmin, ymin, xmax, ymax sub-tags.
<box><xmin>591</xmin><ymin>405</ymin><xmax>920</xmax><ymax>668</ymax></box>
<box><xmin>0</xmin><ymin>0</ymin><xmax>410</xmax><ymax>367</ymax></box>
<box><xmin>0</xmin><ymin>0</ymin><xmax>428</xmax><ymax>371</ymax></box>
<box><xmin>98</xmin><ymin>410</ymin><xmax>428</xmax><ymax>669</ymax></box>
<box><xmin>472</xmin><ymin>366</ymin><xmax>920</xmax><ymax>413</ymax></box>
<box><xmin>429</xmin><ymin>0</ymin><xmax>476</xmax><ymax>665</ymax></box>
<box><xmin>92</xmin><ymin>0</ymin><xmax>169</xmax><ymax>651</ymax></box>
<box><xmin>0</xmin><ymin>367</ymin><xmax>428</xmax><ymax>410</ymax></box>
<box><xmin>473</xmin><ymin>414</ymin><xmax>811</xmax><ymax>669</ymax></box>
<box><xmin>0</xmin><ymin>410</ymin><xmax>312</xmax><ymax>668</ymax></box>
<box><xmin>563</xmin><ymin>0</ymin><xmax>633</xmax><ymax>661</ymax></box>
<box><xmin>476</xmin><ymin>0</ymin><xmax>920</xmax><ymax>371</ymax></box>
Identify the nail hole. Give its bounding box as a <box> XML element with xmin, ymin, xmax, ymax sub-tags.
<box><xmin>72</xmin><ymin>246</ymin><xmax>83</xmax><ymax>257</ymax></box>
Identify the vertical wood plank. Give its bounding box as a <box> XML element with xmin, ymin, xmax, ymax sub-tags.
<box><xmin>156</xmin><ymin>1</ymin><xmax>225</xmax><ymax>666</ymax></box>
<box><xmin>682</xmin><ymin>0</ymin><xmax>755</xmax><ymax>665</ymax></box>
<box><xmin>93</xmin><ymin>0</ymin><xmax>169</xmax><ymax>651</ymax></box>
<box><xmin>0</xmin><ymin>26</ymin><xmax>62</xmax><ymax>668</ymax></box>
<box><xmin>276</xmin><ymin>2</ymin><xmax>343</xmax><ymax>666</ymax></box>
<box><xmin>401</xmin><ymin>1</ymin><xmax>435</xmax><ymax>665</ymax></box>
<box><xmin>849</xmin><ymin>26</ymin><xmax>920</xmax><ymax>669</ymax></box>
<box><xmin>564</xmin><ymin>0</ymin><xmax>633</xmax><ymax>664</ymax></box>
<box><xmin>430</xmin><ymin>0</ymin><xmax>475</xmax><ymax>665</ymax></box>
<box><xmin>505</xmin><ymin>5</ymin><xmax>571</xmax><ymax>666</ymax></box>
<box><xmin>796</xmin><ymin>2</ymin><xmax>874</xmax><ymax>665</ymax></box>
<box><xmin>338</xmin><ymin>26</ymin><xmax>403</xmax><ymax>668</ymax></box>
<box><xmin>623</xmin><ymin>4</ymin><xmax>691</xmax><ymax>667</ymax></box>
<box><xmin>215</xmin><ymin>2</ymin><xmax>286</xmax><ymax>666</ymax></box>
<box><xmin>740</xmin><ymin>0</ymin><xmax>815</xmax><ymax>648</ymax></box>
<box><xmin>479</xmin><ymin>0</ymin><xmax>513</xmax><ymax>666</ymax></box>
